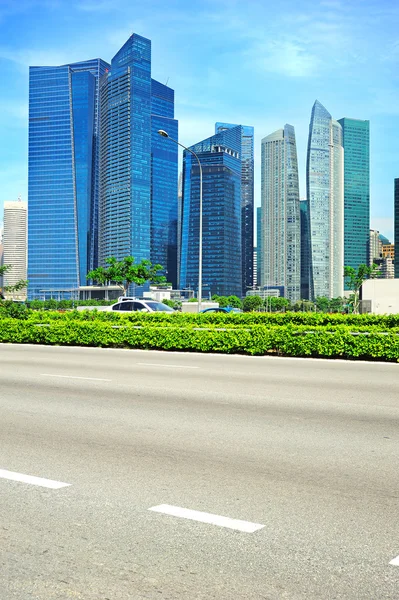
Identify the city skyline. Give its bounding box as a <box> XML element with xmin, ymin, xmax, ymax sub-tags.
<box><xmin>0</xmin><ymin>0</ymin><xmax>398</xmax><ymax>241</ymax></box>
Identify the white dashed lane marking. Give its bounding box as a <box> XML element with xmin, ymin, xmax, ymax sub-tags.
<box><xmin>149</xmin><ymin>504</ymin><xmax>265</xmax><ymax>533</ymax></box>
<box><xmin>0</xmin><ymin>469</ymin><xmax>71</xmax><ymax>489</ymax></box>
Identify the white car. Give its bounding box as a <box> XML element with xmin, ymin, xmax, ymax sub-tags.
<box><xmin>110</xmin><ymin>299</ymin><xmax>174</xmax><ymax>313</ymax></box>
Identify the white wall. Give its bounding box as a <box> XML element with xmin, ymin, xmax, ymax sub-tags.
<box><xmin>361</xmin><ymin>279</ymin><xmax>399</xmax><ymax>314</ymax></box>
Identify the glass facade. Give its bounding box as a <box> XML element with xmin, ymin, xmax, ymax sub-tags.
<box><xmin>99</xmin><ymin>35</ymin><xmax>152</xmax><ymax>265</ymax></box>
<box><xmin>180</xmin><ymin>126</ymin><xmax>242</xmax><ymax>297</ymax></box>
<box><xmin>256</xmin><ymin>205</ymin><xmax>262</xmax><ymax>288</ymax></box>
<box><xmin>338</xmin><ymin>118</ymin><xmax>370</xmax><ymax>289</ymax></box>
<box><xmin>300</xmin><ymin>199</ymin><xmax>310</xmax><ymax>299</ymax></box>
<box><xmin>261</xmin><ymin>125</ymin><xmax>301</xmax><ymax>302</ymax></box>
<box><xmin>99</xmin><ymin>35</ymin><xmax>178</xmax><ymax>288</ymax></box>
<box><xmin>395</xmin><ymin>179</ymin><xmax>399</xmax><ymax>278</ymax></box>
<box><xmin>151</xmin><ymin>79</ymin><xmax>178</xmax><ymax>287</ymax></box>
<box><xmin>215</xmin><ymin>123</ymin><xmax>254</xmax><ymax>294</ymax></box>
<box><xmin>307</xmin><ymin>100</ymin><xmax>344</xmax><ymax>299</ymax></box>
<box><xmin>28</xmin><ymin>59</ymin><xmax>108</xmax><ymax>299</ymax></box>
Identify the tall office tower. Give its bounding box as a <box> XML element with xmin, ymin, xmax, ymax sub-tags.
<box><xmin>3</xmin><ymin>200</ymin><xmax>27</xmax><ymax>299</ymax></box>
<box><xmin>215</xmin><ymin>123</ymin><xmax>254</xmax><ymax>294</ymax></box>
<box><xmin>28</xmin><ymin>58</ymin><xmax>109</xmax><ymax>299</ymax></box>
<box><xmin>0</xmin><ymin>226</ymin><xmax>3</xmax><ymax>289</ymax></box>
<box><xmin>256</xmin><ymin>205</ymin><xmax>262</xmax><ymax>288</ymax></box>
<box><xmin>261</xmin><ymin>125</ymin><xmax>301</xmax><ymax>302</ymax></box>
<box><xmin>180</xmin><ymin>126</ymin><xmax>242</xmax><ymax>297</ymax></box>
<box><xmin>177</xmin><ymin>172</ymin><xmax>183</xmax><ymax>288</ymax></box>
<box><xmin>150</xmin><ymin>80</ymin><xmax>178</xmax><ymax>287</ymax></box>
<box><xmin>307</xmin><ymin>100</ymin><xmax>344</xmax><ymax>299</ymax></box>
<box><xmin>338</xmin><ymin>118</ymin><xmax>370</xmax><ymax>287</ymax></box>
<box><xmin>99</xmin><ymin>34</ymin><xmax>178</xmax><ymax>287</ymax></box>
<box><xmin>369</xmin><ymin>229</ymin><xmax>383</xmax><ymax>265</ymax></box>
<box><xmin>395</xmin><ymin>179</ymin><xmax>399</xmax><ymax>278</ymax></box>
<box><xmin>300</xmin><ymin>199</ymin><xmax>310</xmax><ymax>300</ymax></box>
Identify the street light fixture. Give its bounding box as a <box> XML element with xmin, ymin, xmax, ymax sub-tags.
<box><xmin>157</xmin><ymin>129</ymin><xmax>203</xmax><ymax>311</ymax></box>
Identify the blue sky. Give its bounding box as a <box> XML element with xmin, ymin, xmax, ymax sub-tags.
<box><xmin>0</xmin><ymin>0</ymin><xmax>398</xmax><ymax>240</ymax></box>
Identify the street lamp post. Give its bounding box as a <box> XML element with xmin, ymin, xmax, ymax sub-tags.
<box><xmin>158</xmin><ymin>129</ymin><xmax>203</xmax><ymax>312</ymax></box>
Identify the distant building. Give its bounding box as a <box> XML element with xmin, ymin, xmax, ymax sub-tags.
<box><xmin>253</xmin><ymin>248</ymin><xmax>257</xmax><ymax>287</ymax></box>
<box><xmin>338</xmin><ymin>118</ymin><xmax>370</xmax><ymax>288</ymax></box>
<box><xmin>0</xmin><ymin>226</ymin><xmax>3</xmax><ymax>290</ymax></box>
<box><xmin>215</xmin><ymin>123</ymin><xmax>254</xmax><ymax>294</ymax></box>
<box><xmin>395</xmin><ymin>179</ymin><xmax>399</xmax><ymax>278</ymax></box>
<box><xmin>261</xmin><ymin>124</ymin><xmax>301</xmax><ymax>302</ymax></box>
<box><xmin>307</xmin><ymin>100</ymin><xmax>344</xmax><ymax>299</ymax></box>
<box><xmin>369</xmin><ymin>229</ymin><xmax>383</xmax><ymax>265</ymax></box>
<box><xmin>28</xmin><ymin>58</ymin><xmax>109</xmax><ymax>300</ymax></box>
<box><xmin>180</xmin><ymin>126</ymin><xmax>242</xmax><ymax>297</ymax></box>
<box><xmin>3</xmin><ymin>200</ymin><xmax>27</xmax><ymax>299</ymax></box>
<box><xmin>300</xmin><ymin>199</ymin><xmax>310</xmax><ymax>299</ymax></box>
<box><xmin>256</xmin><ymin>206</ymin><xmax>262</xmax><ymax>288</ymax></box>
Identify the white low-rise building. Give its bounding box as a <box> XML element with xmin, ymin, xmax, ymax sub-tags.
<box><xmin>360</xmin><ymin>279</ymin><xmax>399</xmax><ymax>314</ymax></box>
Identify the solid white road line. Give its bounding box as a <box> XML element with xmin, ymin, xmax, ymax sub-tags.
<box><xmin>0</xmin><ymin>469</ymin><xmax>71</xmax><ymax>489</ymax></box>
<box><xmin>149</xmin><ymin>504</ymin><xmax>265</xmax><ymax>533</ymax></box>
<box><xmin>389</xmin><ymin>555</ymin><xmax>399</xmax><ymax>566</ymax></box>
<box><xmin>138</xmin><ymin>363</ymin><xmax>199</xmax><ymax>369</ymax></box>
<box><xmin>41</xmin><ymin>374</ymin><xmax>111</xmax><ymax>382</ymax></box>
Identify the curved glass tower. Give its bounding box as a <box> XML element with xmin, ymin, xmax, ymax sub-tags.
<box><xmin>307</xmin><ymin>100</ymin><xmax>344</xmax><ymax>299</ymax></box>
<box><xmin>261</xmin><ymin>124</ymin><xmax>301</xmax><ymax>302</ymax></box>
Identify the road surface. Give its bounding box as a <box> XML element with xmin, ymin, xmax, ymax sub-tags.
<box><xmin>1</xmin><ymin>343</ymin><xmax>399</xmax><ymax>599</ymax></box>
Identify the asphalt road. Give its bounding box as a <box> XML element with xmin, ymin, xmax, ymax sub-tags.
<box><xmin>1</xmin><ymin>343</ymin><xmax>399</xmax><ymax>599</ymax></box>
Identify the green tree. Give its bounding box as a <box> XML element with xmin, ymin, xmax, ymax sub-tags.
<box><xmin>315</xmin><ymin>296</ymin><xmax>330</xmax><ymax>312</ymax></box>
<box><xmin>266</xmin><ymin>297</ymin><xmax>290</xmax><ymax>312</ymax></box>
<box><xmin>0</xmin><ymin>264</ymin><xmax>28</xmax><ymax>300</ymax></box>
<box><xmin>329</xmin><ymin>296</ymin><xmax>345</xmax><ymax>313</ymax></box>
<box><xmin>87</xmin><ymin>256</ymin><xmax>166</xmax><ymax>296</ymax></box>
<box><xmin>242</xmin><ymin>295</ymin><xmax>263</xmax><ymax>312</ymax></box>
<box><xmin>344</xmin><ymin>263</ymin><xmax>379</xmax><ymax>314</ymax></box>
<box><xmin>227</xmin><ymin>295</ymin><xmax>243</xmax><ymax>309</ymax></box>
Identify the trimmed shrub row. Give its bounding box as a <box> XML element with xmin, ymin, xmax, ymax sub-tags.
<box><xmin>5</xmin><ymin>307</ymin><xmax>399</xmax><ymax>328</ymax></box>
<box><xmin>1</xmin><ymin>319</ymin><xmax>399</xmax><ymax>361</ymax></box>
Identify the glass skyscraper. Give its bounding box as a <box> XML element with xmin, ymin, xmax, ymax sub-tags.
<box><xmin>300</xmin><ymin>199</ymin><xmax>310</xmax><ymax>300</ymax></box>
<box><xmin>338</xmin><ymin>118</ymin><xmax>370</xmax><ymax>289</ymax></box>
<box><xmin>307</xmin><ymin>100</ymin><xmax>344</xmax><ymax>299</ymax></box>
<box><xmin>215</xmin><ymin>123</ymin><xmax>254</xmax><ymax>294</ymax></box>
<box><xmin>180</xmin><ymin>126</ymin><xmax>242</xmax><ymax>297</ymax></box>
<box><xmin>151</xmin><ymin>80</ymin><xmax>178</xmax><ymax>287</ymax></box>
<box><xmin>28</xmin><ymin>59</ymin><xmax>109</xmax><ymax>299</ymax></box>
<box><xmin>395</xmin><ymin>179</ymin><xmax>399</xmax><ymax>279</ymax></box>
<box><xmin>99</xmin><ymin>34</ymin><xmax>178</xmax><ymax>286</ymax></box>
<box><xmin>256</xmin><ymin>205</ymin><xmax>262</xmax><ymax>288</ymax></box>
<box><xmin>261</xmin><ymin>125</ymin><xmax>301</xmax><ymax>302</ymax></box>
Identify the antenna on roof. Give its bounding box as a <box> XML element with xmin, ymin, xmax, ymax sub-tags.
<box><xmin>165</xmin><ymin>77</ymin><xmax>169</xmax><ymax>86</ymax></box>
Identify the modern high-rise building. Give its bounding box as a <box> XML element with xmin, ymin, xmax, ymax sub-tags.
<box><xmin>369</xmin><ymin>229</ymin><xmax>383</xmax><ymax>265</ymax></box>
<box><xmin>256</xmin><ymin>205</ymin><xmax>262</xmax><ymax>288</ymax></box>
<box><xmin>338</xmin><ymin>118</ymin><xmax>370</xmax><ymax>287</ymax></box>
<box><xmin>261</xmin><ymin>124</ymin><xmax>301</xmax><ymax>302</ymax></box>
<box><xmin>300</xmin><ymin>199</ymin><xmax>310</xmax><ymax>300</ymax></box>
<box><xmin>99</xmin><ymin>34</ymin><xmax>178</xmax><ymax>286</ymax></box>
<box><xmin>395</xmin><ymin>179</ymin><xmax>399</xmax><ymax>278</ymax></box>
<box><xmin>150</xmin><ymin>79</ymin><xmax>178</xmax><ymax>287</ymax></box>
<box><xmin>28</xmin><ymin>58</ymin><xmax>109</xmax><ymax>299</ymax></box>
<box><xmin>28</xmin><ymin>34</ymin><xmax>178</xmax><ymax>298</ymax></box>
<box><xmin>180</xmin><ymin>126</ymin><xmax>242</xmax><ymax>297</ymax></box>
<box><xmin>307</xmin><ymin>100</ymin><xmax>344</xmax><ymax>299</ymax></box>
<box><xmin>215</xmin><ymin>123</ymin><xmax>254</xmax><ymax>294</ymax></box>
<box><xmin>3</xmin><ymin>200</ymin><xmax>27</xmax><ymax>299</ymax></box>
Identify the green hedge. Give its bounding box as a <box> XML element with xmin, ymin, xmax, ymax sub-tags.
<box><xmin>1</xmin><ymin>319</ymin><xmax>399</xmax><ymax>361</ymax></box>
<box><xmin>4</xmin><ymin>306</ymin><xmax>399</xmax><ymax>328</ymax></box>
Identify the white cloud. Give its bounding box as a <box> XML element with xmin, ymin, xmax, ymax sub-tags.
<box><xmin>250</xmin><ymin>40</ymin><xmax>319</xmax><ymax>78</ymax></box>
